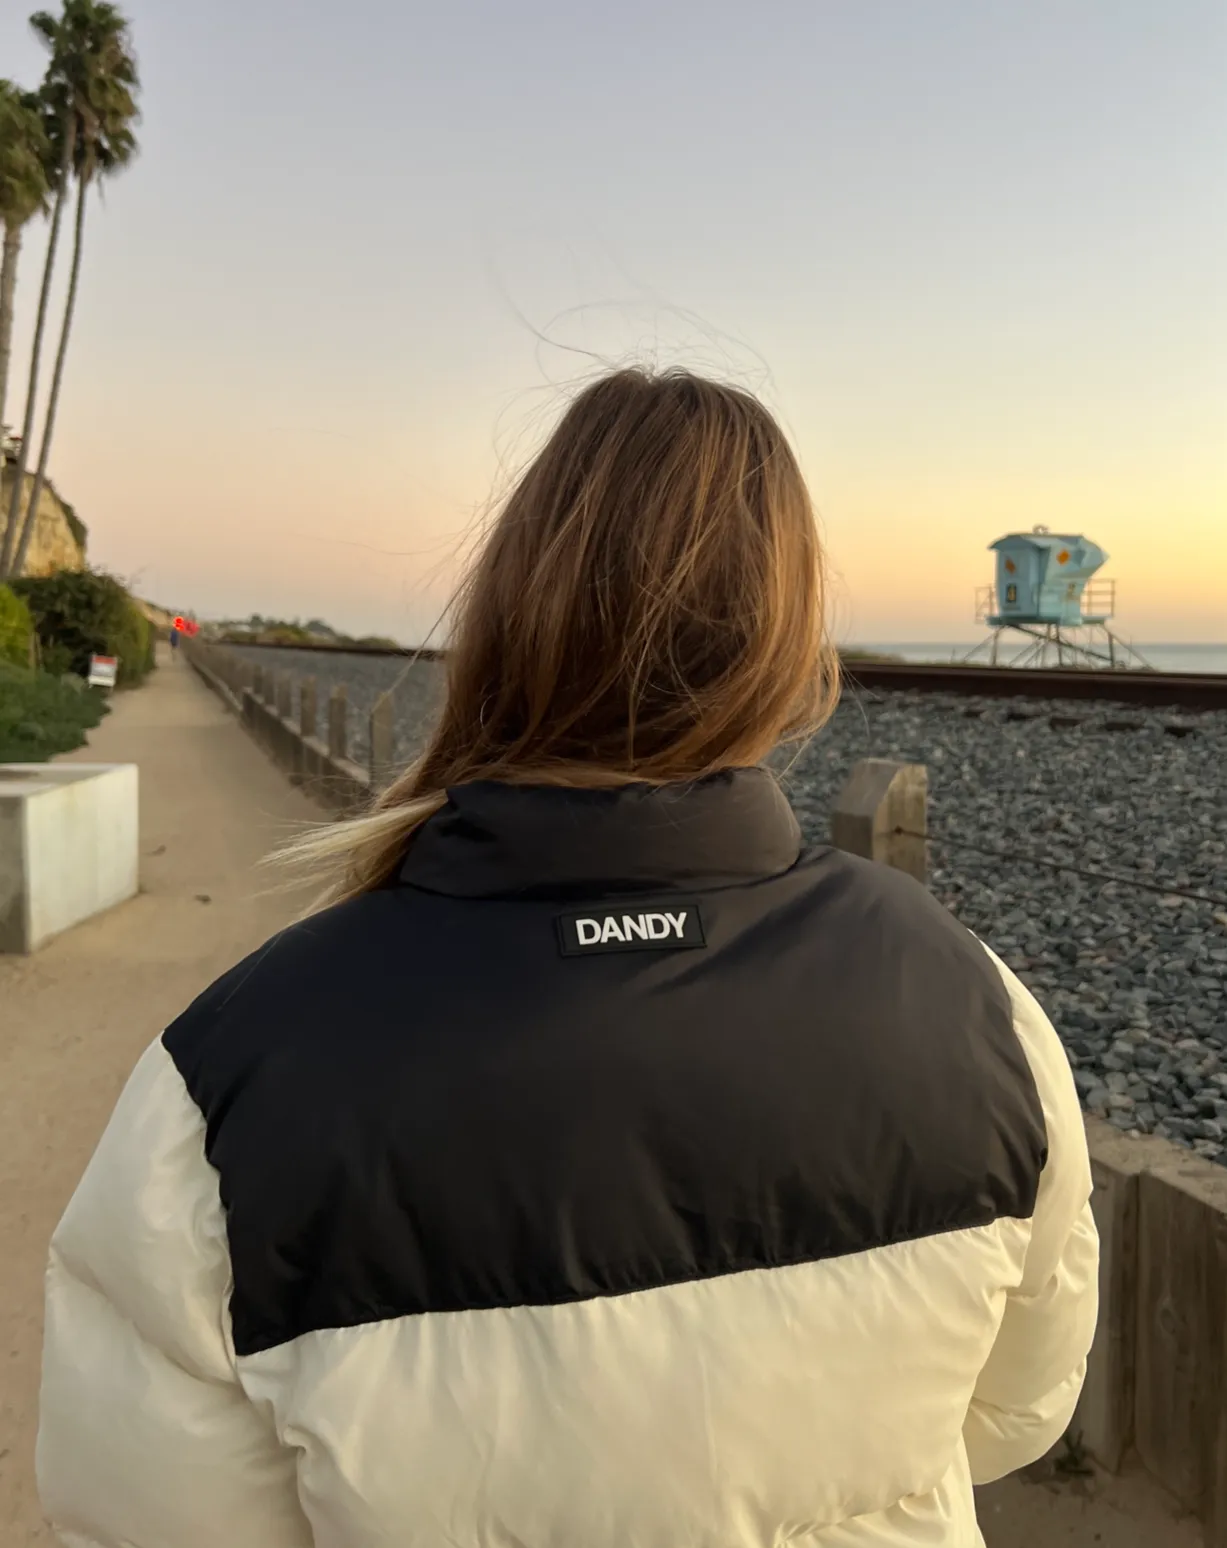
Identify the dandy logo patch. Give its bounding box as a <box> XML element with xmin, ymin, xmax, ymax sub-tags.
<box><xmin>556</xmin><ymin>903</ymin><xmax>706</xmax><ymax>957</ymax></box>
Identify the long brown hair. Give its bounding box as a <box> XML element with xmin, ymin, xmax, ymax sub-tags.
<box><xmin>281</xmin><ymin>368</ymin><xmax>840</xmax><ymax>905</ymax></box>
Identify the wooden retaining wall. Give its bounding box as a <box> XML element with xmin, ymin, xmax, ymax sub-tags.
<box><xmin>186</xmin><ymin>638</ymin><xmax>370</xmax><ymax>811</ymax></box>
<box><xmin>1082</xmin><ymin>1125</ymin><xmax>1227</xmax><ymax>1542</ymax></box>
<box><xmin>188</xmin><ymin>637</ymin><xmax>1227</xmax><ymax>1540</ymax></box>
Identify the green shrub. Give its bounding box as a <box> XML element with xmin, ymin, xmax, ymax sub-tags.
<box><xmin>352</xmin><ymin>635</ymin><xmax>403</xmax><ymax>650</ymax></box>
<box><xmin>57</xmin><ymin>494</ymin><xmax>88</xmax><ymax>553</ymax></box>
<box><xmin>38</xmin><ymin>639</ymin><xmax>77</xmax><ymax>677</ymax></box>
<box><xmin>0</xmin><ymin>583</ymin><xmax>35</xmax><ymax>668</ymax></box>
<box><xmin>0</xmin><ymin>659</ymin><xmax>108</xmax><ymax>761</ymax></box>
<box><xmin>10</xmin><ymin>569</ymin><xmax>158</xmax><ymax>687</ymax></box>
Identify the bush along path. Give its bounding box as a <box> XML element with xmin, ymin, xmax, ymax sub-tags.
<box><xmin>0</xmin><ymin>656</ymin><xmax>105</xmax><ymax>759</ymax></box>
<box><xmin>0</xmin><ymin>580</ymin><xmax>35</xmax><ymax>666</ymax></box>
<box><xmin>12</xmin><ymin>568</ymin><xmax>156</xmax><ymax>684</ymax></box>
<box><xmin>0</xmin><ymin>569</ymin><xmax>158</xmax><ymax>760</ymax></box>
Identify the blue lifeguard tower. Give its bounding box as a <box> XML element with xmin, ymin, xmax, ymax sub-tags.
<box><xmin>966</xmin><ymin>526</ymin><xmax>1148</xmax><ymax>668</ymax></box>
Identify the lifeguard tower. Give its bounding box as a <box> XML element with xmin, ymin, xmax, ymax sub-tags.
<box><xmin>965</xmin><ymin>526</ymin><xmax>1149</xmax><ymax>669</ymax></box>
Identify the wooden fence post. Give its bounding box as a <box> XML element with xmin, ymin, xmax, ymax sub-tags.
<box><xmin>1072</xmin><ymin>1118</ymin><xmax>1151</xmax><ymax>1472</ymax></box>
<box><xmin>328</xmin><ymin>686</ymin><xmax>348</xmax><ymax>761</ymax></box>
<box><xmin>276</xmin><ymin>672</ymin><xmax>293</xmax><ymax>720</ymax></box>
<box><xmin>251</xmin><ymin>664</ymin><xmax>264</xmax><ymax>701</ymax></box>
<box><xmin>370</xmin><ymin>691</ymin><xmax>395</xmax><ymax>791</ymax></box>
<box><xmin>830</xmin><ymin>759</ymin><xmax>928</xmax><ymax>883</ymax></box>
<box><xmin>300</xmin><ymin>677</ymin><xmax>317</xmax><ymax>739</ymax></box>
<box><xmin>1135</xmin><ymin>1151</ymin><xmax>1227</xmax><ymax>1535</ymax></box>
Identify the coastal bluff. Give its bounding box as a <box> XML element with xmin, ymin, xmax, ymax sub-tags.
<box><xmin>0</xmin><ymin>466</ymin><xmax>87</xmax><ymax>577</ymax></box>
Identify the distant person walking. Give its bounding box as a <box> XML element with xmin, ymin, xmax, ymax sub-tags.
<box><xmin>36</xmin><ymin>369</ymin><xmax>1097</xmax><ymax>1548</ymax></box>
<box><xmin>168</xmin><ymin>620</ymin><xmax>180</xmax><ymax>655</ymax></box>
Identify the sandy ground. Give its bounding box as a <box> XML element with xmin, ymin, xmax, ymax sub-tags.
<box><xmin>977</xmin><ymin>1447</ymin><xmax>1200</xmax><ymax>1546</ymax></box>
<box><xmin>0</xmin><ymin>650</ymin><xmax>1205</xmax><ymax>1545</ymax></box>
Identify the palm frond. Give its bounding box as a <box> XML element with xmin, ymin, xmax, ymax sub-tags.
<box><xmin>28</xmin><ymin>12</ymin><xmax>58</xmax><ymax>48</ymax></box>
<box><xmin>0</xmin><ymin>79</ymin><xmax>52</xmax><ymax>223</ymax></box>
<box><xmin>30</xmin><ymin>0</ymin><xmax>141</xmax><ymax>189</ymax></box>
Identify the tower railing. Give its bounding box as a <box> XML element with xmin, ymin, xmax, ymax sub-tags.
<box><xmin>974</xmin><ymin>578</ymin><xmax>1117</xmax><ymax>625</ymax></box>
<box><xmin>1081</xmin><ymin>578</ymin><xmax>1116</xmax><ymax>620</ymax></box>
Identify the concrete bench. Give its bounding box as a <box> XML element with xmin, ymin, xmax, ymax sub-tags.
<box><xmin>0</xmin><ymin>763</ymin><xmax>139</xmax><ymax>952</ymax></box>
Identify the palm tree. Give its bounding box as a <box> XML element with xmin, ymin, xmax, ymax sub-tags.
<box><xmin>0</xmin><ymin>82</ymin><xmax>50</xmax><ymax>439</ymax></box>
<box><xmin>1</xmin><ymin>1</ymin><xmax>139</xmax><ymax>581</ymax></box>
<box><xmin>0</xmin><ymin>80</ymin><xmax>70</xmax><ymax>579</ymax></box>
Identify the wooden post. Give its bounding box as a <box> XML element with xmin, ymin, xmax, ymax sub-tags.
<box><xmin>328</xmin><ymin>685</ymin><xmax>348</xmax><ymax>761</ymax></box>
<box><xmin>830</xmin><ymin>759</ymin><xmax>928</xmax><ymax>883</ymax></box>
<box><xmin>251</xmin><ymin>664</ymin><xmax>264</xmax><ymax>701</ymax></box>
<box><xmin>300</xmin><ymin>677</ymin><xmax>317</xmax><ymax>739</ymax></box>
<box><xmin>1072</xmin><ymin>1118</ymin><xmax>1151</xmax><ymax>1472</ymax></box>
<box><xmin>370</xmin><ymin>691</ymin><xmax>395</xmax><ymax>790</ymax></box>
<box><xmin>1135</xmin><ymin>1149</ymin><xmax>1227</xmax><ymax>1532</ymax></box>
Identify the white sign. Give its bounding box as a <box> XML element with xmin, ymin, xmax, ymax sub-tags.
<box><xmin>88</xmin><ymin>654</ymin><xmax>118</xmax><ymax>689</ymax></box>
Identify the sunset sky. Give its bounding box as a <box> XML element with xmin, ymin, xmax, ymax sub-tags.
<box><xmin>2</xmin><ymin>0</ymin><xmax>1223</xmax><ymax>645</ymax></box>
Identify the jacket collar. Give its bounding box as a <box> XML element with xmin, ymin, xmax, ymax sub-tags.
<box><xmin>399</xmin><ymin>767</ymin><xmax>803</xmax><ymax>899</ymax></box>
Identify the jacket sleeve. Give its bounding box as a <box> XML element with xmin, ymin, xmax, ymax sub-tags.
<box><xmin>962</xmin><ymin>946</ymin><xmax>1100</xmax><ymax>1485</ymax></box>
<box><xmin>37</xmin><ymin>1037</ymin><xmax>313</xmax><ymax>1548</ymax></box>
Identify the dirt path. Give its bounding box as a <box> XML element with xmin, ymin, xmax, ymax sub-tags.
<box><xmin>0</xmin><ymin>649</ymin><xmax>317</xmax><ymax>1546</ymax></box>
<box><xmin>977</xmin><ymin>1451</ymin><xmax>1199</xmax><ymax>1546</ymax></box>
<box><xmin>0</xmin><ymin>651</ymin><xmax>1204</xmax><ymax>1546</ymax></box>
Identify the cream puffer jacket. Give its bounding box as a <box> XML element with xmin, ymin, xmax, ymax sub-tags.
<box><xmin>38</xmin><ymin>774</ymin><xmax>1098</xmax><ymax>1547</ymax></box>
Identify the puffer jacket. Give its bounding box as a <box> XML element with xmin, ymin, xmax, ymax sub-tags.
<box><xmin>37</xmin><ymin>769</ymin><xmax>1098</xmax><ymax>1548</ymax></box>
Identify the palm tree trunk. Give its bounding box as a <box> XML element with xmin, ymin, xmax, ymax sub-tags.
<box><xmin>0</xmin><ymin>119</ymin><xmax>73</xmax><ymax>580</ymax></box>
<box><xmin>0</xmin><ymin>218</ymin><xmax>23</xmax><ymax>435</ymax></box>
<box><xmin>10</xmin><ymin>171</ymin><xmax>89</xmax><ymax>582</ymax></box>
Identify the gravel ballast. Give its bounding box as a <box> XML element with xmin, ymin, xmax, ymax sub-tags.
<box><xmin>228</xmin><ymin>646</ymin><xmax>1227</xmax><ymax>1163</ymax></box>
<box><xmin>228</xmin><ymin>646</ymin><xmax>445</xmax><ymax>773</ymax></box>
<box><xmin>784</xmin><ymin>689</ymin><xmax>1227</xmax><ymax>1163</ymax></box>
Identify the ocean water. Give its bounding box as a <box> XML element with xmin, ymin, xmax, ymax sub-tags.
<box><xmin>856</xmin><ymin>642</ymin><xmax>1227</xmax><ymax>674</ymax></box>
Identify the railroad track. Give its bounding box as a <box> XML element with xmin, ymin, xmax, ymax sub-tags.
<box><xmin>840</xmin><ymin>661</ymin><xmax>1227</xmax><ymax>712</ymax></box>
<box><xmin>211</xmin><ymin>640</ymin><xmax>1227</xmax><ymax>712</ymax></box>
<box><xmin>212</xmin><ymin>639</ymin><xmax>446</xmax><ymax>660</ymax></box>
